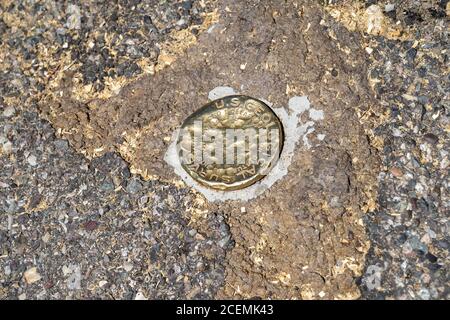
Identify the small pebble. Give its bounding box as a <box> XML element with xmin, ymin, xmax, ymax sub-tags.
<box><xmin>123</xmin><ymin>262</ymin><xmax>133</xmax><ymax>272</ymax></box>
<box><xmin>2</xmin><ymin>106</ymin><xmax>15</xmax><ymax>117</ymax></box>
<box><xmin>27</xmin><ymin>155</ymin><xmax>37</xmax><ymax>166</ymax></box>
<box><xmin>24</xmin><ymin>267</ymin><xmax>41</xmax><ymax>284</ymax></box>
<box><xmin>423</xmin><ymin>133</ymin><xmax>439</xmax><ymax>145</ymax></box>
<box><xmin>84</xmin><ymin>220</ymin><xmax>98</xmax><ymax>231</ymax></box>
<box><xmin>126</xmin><ymin>179</ymin><xmax>143</xmax><ymax>194</ymax></box>
<box><xmin>385</xmin><ymin>4</ymin><xmax>395</xmax><ymax>12</ymax></box>
<box><xmin>390</xmin><ymin>167</ymin><xmax>403</xmax><ymax>178</ymax></box>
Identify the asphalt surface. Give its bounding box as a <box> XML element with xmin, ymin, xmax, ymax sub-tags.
<box><xmin>0</xmin><ymin>0</ymin><xmax>448</xmax><ymax>299</ymax></box>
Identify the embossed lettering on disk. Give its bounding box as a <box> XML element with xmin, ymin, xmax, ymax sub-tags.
<box><xmin>176</xmin><ymin>95</ymin><xmax>284</xmax><ymax>191</ymax></box>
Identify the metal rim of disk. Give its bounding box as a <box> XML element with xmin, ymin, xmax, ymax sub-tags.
<box><xmin>176</xmin><ymin>95</ymin><xmax>284</xmax><ymax>191</ymax></box>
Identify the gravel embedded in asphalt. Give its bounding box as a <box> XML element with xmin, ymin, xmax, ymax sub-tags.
<box><xmin>0</xmin><ymin>0</ymin><xmax>448</xmax><ymax>299</ymax></box>
<box><xmin>0</xmin><ymin>110</ymin><xmax>230</xmax><ymax>299</ymax></box>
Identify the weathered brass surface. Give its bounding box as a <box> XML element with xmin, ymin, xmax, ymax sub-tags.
<box><xmin>177</xmin><ymin>95</ymin><xmax>284</xmax><ymax>191</ymax></box>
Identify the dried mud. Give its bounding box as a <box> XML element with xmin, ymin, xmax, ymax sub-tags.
<box><xmin>38</xmin><ymin>0</ymin><xmax>381</xmax><ymax>299</ymax></box>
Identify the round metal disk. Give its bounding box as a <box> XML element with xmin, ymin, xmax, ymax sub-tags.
<box><xmin>176</xmin><ymin>95</ymin><xmax>284</xmax><ymax>191</ymax></box>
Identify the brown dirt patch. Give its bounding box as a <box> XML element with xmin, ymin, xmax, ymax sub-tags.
<box><xmin>39</xmin><ymin>0</ymin><xmax>381</xmax><ymax>299</ymax></box>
